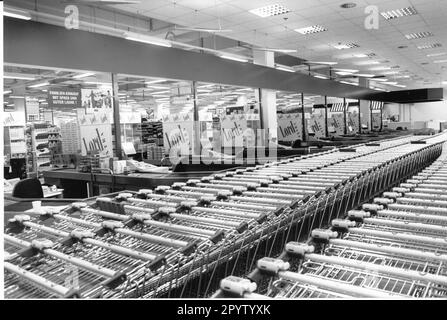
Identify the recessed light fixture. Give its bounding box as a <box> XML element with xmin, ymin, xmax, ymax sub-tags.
<box><xmin>340</xmin><ymin>3</ymin><xmax>357</xmax><ymax>9</ymax></box>
<box><xmin>335</xmin><ymin>71</ymin><xmax>353</xmax><ymax>76</ymax></box>
<box><xmin>306</xmin><ymin>61</ymin><xmax>338</xmax><ymax>65</ymax></box>
<box><xmin>145</xmin><ymin>79</ymin><xmax>166</xmax><ymax>84</ymax></box>
<box><xmin>220</xmin><ymin>55</ymin><xmax>248</xmax><ymax>63</ymax></box>
<box><xmin>427</xmin><ymin>52</ymin><xmax>447</xmax><ymax>57</ymax></box>
<box><xmin>394</xmin><ymin>84</ymin><xmax>407</xmax><ymax>88</ymax></box>
<box><xmin>370</xmin><ymin>78</ymin><xmax>388</xmax><ymax>82</ymax></box>
<box><xmin>333</xmin><ymin>43</ymin><xmax>360</xmax><ymax>50</ymax></box>
<box><xmin>3</xmin><ymin>90</ymin><xmax>12</xmax><ymax>95</ymax></box>
<box><xmin>356</xmin><ymin>60</ymin><xmax>380</xmax><ymax>65</ymax></box>
<box><xmin>380</xmin><ymin>7</ymin><xmax>417</xmax><ymax>20</ymax></box>
<box><xmin>417</xmin><ymin>43</ymin><xmax>442</xmax><ymax>50</ymax></box>
<box><xmin>249</xmin><ymin>4</ymin><xmax>290</xmax><ymax>18</ymax></box>
<box><xmin>295</xmin><ymin>25</ymin><xmax>327</xmax><ymax>35</ymax></box>
<box><xmin>340</xmin><ymin>81</ymin><xmax>358</xmax><ymax>86</ymax></box>
<box><xmin>10</xmin><ymin>95</ymin><xmax>25</xmax><ymax>99</ymax></box>
<box><xmin>382</xmin><ymin>71</ymin><xmax>399</xmax><ymax>75</ymax></box>
<box><xmin>395</xmin><ymin>75</ymin><xmax>410</xmax><ymax>79</ymax></box>
<box><xmin>355</xmin><ymin>74</ymin><xmax>375</xmax><ymax>77</ymax></box>
<box><xmin>314</xmin><ymin>75</ymin><xmax>329</xmax><ymax>79</ymax></box>
<box><xmin>405</xmin><ymin>32</ymin><xmax>433</xmax><ymax>40</ymax></box>
<box><xmin>276</xmin><ymin>65</ymin><xmax>295</xmax><ymax>73</ymax></box>
<box><xmin>334</xmin><ymin>68</ymin><xmax>358</xmax><ymax>73</ymax></box>
<box><xmin>72</xmin><ymin>72</ymin><xmax>95</xmax><ymax>79</ymax></box>
<box><xmin>434</xmin><ymin>59</ymin><xmax>447</xmax><ymax>63</ymax></box>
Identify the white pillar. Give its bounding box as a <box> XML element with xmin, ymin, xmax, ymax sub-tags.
<box><xmin>253</xmin><ymin>50</ymin><xmax>277</xmax><ymax>146</ymax></box>
<box><xmin>358</xmin><ymin>77</ymin><xmax>371</xmax><ymax>130</ymax></box>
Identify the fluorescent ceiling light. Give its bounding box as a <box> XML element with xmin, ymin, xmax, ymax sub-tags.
<box><xmin>334</xmin><ymin>68</ymin><xmax>358</xmax><ymax>73</ymax></box>
<box><xmin>4</xmin><ymin>8</ymin><xmax>32</xmax><ymax>20</ymax></box>
<box><xmin>395</xmin><ymin>75</ymin><xmax>410</xmax><ymax>79</ymax></box>
<box><xmin>384</xmin><ymin>81</ymin><xmax>397</xmax><ymax>85</ymax></box>
<box><xmin>370</xmin><ymin>78</ymin><xmax>387</xmax><ymax>82</ymax></box>
<box><xmin>417</xmin><ymin>43</ymin><xmax>442</xmax><ymax>50</ymax></box>
<box><xmin>374</xmin><ymin>87</ymin><xmax>387</xmax><ymax>91</ymax></box>
<box><xmin>4</xmin><ymin>74</ymin><xmax>36</xmax><ymax>80</ymax></box>
<box><xmin>405</xmin><ymin>32</ymin><xmax>433</xmax><ymax>40</ymax></box>
<box><xmin>198</xmin><ymin>84</ymin><xmax>215</xmax><ymax>88</ymax></box>
<box><xmin>394</xmin><ymin>84</ymin><xmax>407</xmax><ymax>88</ymax></box>
<box><xmin>380</xmin><ymin>7</ymin><xmax>417</xmax><ymax>20</ymax></box>
<box><xmin>314</xmin><ymin>75</ymin><xmax>328</xmax><ymax>79</ymax></box>
<box><xmin>124</xmin><ymin>33</ymin><xmax>172</xmax><ymax>48</ymax></box>
<box><xmin>307</xmin><ymin>61</ymin><xmax>338</xmax><ymax>65</ymax></box>
<box><xmin>146</xmin><ymin>85</ymin><xmax>169</xmax><ymax>90</ymax></box>
<box><xmin>3</xmin><ymin>90</ymin><xmax>12</xmax><ymax>95</ymax></box>
<box><xmin>276</xmin><ymin>65</ymin><xmax>295</xmax><ymax>73</ymax></box>
<box><xmin>84</xmin><ymin>81</ymin><xmax>110</xmax><ymax>86</ymax></box>
<box><xmin>333</xmin><ymin>43</ymin><xmax>359</xmax><ymax>50</ymax></box>
<box><xmin>118</xmin><ymin>92</ymin><xmax>128</xmax><ymax>96</ymax></box>
<box><xmin>356</xmin><ymin>60</ymin><xmax>380</xmax><ymax>65</ymax></box>
<box><xmin>335</xmin><ymin>71</ymin><xmax>353</xmax><ymax>76</ymax></box>
<box><xmin>427</xmin><ymin>52</ymin><xmax>447</xmax><ymax>57</ymax></box>
<box><xmin>28</xmin><ymin>82</ymin><xmax>49</xmax><ymax>88</ymax></box>
<box><xmin>382</xmin><ymin>71</ymin><xmax>399</xmax><ymax>75</ymax></box>
<box><xmin>249</xmin><ymin>4</ymin><xmax>290</xmax><ymax>18</ymax></box>
<box><xmin>145</xmin><ymin>79</ymin><xmax>166</xmax><ymax>84</ymax></box>
<box><xmin>175</xmin><ymin>27</ymin><xmax>232</xmax><ymax>33</ymax></box>
<box><xmin>295</xmin><ymin>25</ymin><xmax>327</xmax><ymax>35</ymax></box>
<box><xmin>10</xmin><ymin>95</ymin><xmax>25</xmax><ymax>99</ymax></box>
<box><xmin>220</xmin><ymin>55</ymin><xmax>248</xmax><ymax>63</ymax></box>
<box><xmin>434</xmin><ymin>59</ymin><xmax>447</xmax><ymax>63</ymax></box>
<box><xmin>72</xmin><ymin>72</ymin><xmax>95</xmax><ymax>79</ymax></box>
<box><xmin>340</xmin><ymin>81</ymin><xmax>358</xmax><ymax>86</ymax></box>
<box><xmin>370</xmin><ymin>66</ymin><xmax>391</xmax><ymax>71</ymax></box>
<box><xmin>150</xmin><ymin>90</ymin><xmax>170</xmax><ymax>94</ymax></box>
<box><xmin>353</xmin><ymin>54</ymin><xmax>368</xmax><ymax>58</ymax></box>
<box><xmin>356</xmin><ymin>74</ymin><xmax>375</xmax><ymax>77</ymax></box>
<box><xmin>255</xmin><ymin>47</ymin><xmax>297</xmax><ymax>53</ymax></box>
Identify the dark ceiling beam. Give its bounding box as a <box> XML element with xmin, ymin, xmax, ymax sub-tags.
<box><xmin>2</xmin><ymin>18</ymin><xmax>386</xmax><ymax>100</ymax></box>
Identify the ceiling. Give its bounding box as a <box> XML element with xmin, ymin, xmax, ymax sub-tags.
<box><xmin>106</xmin><ymin>0</ymin><xmax>447</xmax><ymax>89</ymax></box>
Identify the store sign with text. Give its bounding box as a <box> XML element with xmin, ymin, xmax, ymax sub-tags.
<box><xmin>277</xmin><ymin>113</ymin><xmax>302</xmax><ymax>141</ymax></box>
<box><xmin>162</xmin><ymin>113</ymin><xmax>194</xmax><ymax>157</ymax></box>
<box><xmin>48</xmin><ymin>87</ymin><xmax>81</xmax><ymax>109</ymax></box>
<box><xmin>78</xmin><ymin>112</ymin><xmax>113</xmax><ymax>156</ymax></box>
<box><xmin>221</xmin><ymin>114</ymin><xmax>247</xmax><ymax>147</ymax></box>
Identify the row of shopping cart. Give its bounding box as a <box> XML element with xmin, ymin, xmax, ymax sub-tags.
<box><xmin>4</xmin><ymin>134</ymin><xmax>446</xmax><ymax>298</ymax></box>
<box><xmin>215</xmin><ymin>138</ymin><xmax>447</xmax><ymax>298</ymax></box>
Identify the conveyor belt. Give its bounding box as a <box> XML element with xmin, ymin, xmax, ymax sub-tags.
<box><xmin>215</xmin><ymin>137</ymin><xmax>447</xmax><ymax>299</ymax></box>
<box><xmin>4</xmin><ymin>133</ymin><xmax>447</xmax><ymax>298</ymax></box>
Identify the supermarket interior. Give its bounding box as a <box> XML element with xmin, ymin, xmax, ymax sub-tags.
<box><xmin>2</xmin><ymin>0</ymin><xmax>447</xmax><ymax>300</ymax></box>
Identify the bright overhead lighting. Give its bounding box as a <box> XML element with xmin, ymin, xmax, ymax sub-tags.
<box><xmin>335</xmin><ymin>71</ymin><xmax>354</xmax><ymax>76</ymax></box>
<box><xmin>370</xmin><ymin>78</ymin><xmax>388</xmax><ymax>82</ymax></box>
<box><xmin>255</xmin><ymin>47</ymin><xmax>297</xmax><ymax>53</ymax></box>
<box><xmin>118</xmin><ymin>92</ymin><xmax>128</xmax><ymax>96</ymax></box>
<box><xmin>427</xmin><ymin>52</ymin><xmax>447</xmax><ymax>57</ymax></box>
<box><xmin>84</xmin><ymin>81</ymin><xmax>110</xmax><ymax>86</ymax></box>
<box><xmin>374</xmin><ymin>87</ymin><xmax>387</xmax><ymax>92</ymax></box>
<box><xmin>384</xmin><ymin>81</ymin><xmax>398</xmax><ymax>85</ymax></box>
<box><xmin>72</xmin><ymin>72</ymin><xmax>95</xmax><ymax>79</ymax></box>
<box><xmin>405</xmin><ymin>32</ymin><xmax>433</xmax><ymax>40</ymax></box>
<box><xmin>276</xmin><ymin>65</ymin><xmax>295</xmax><ymax>73</ymax></box>
<box><xmin>10</xmin><ymin>95</ymin><xmax>25</xmax><ymax>99</ymax></box>
<box><xmin>220</xmin><ymin>55</ymin><xmax>248</xmax><ymax>63</ymax></box>
<box><xmin>356</xmin><ymin>60</ymin><xmax>380</xmax><ymax>66</ymax></box>
<box><xmin>356</xmin><ymin>74</ymin><xmax>375</xmax><ymax>77</ymax></box>
<box><xmin>3</xmin><ymin>90</ymin><xmax>12</xmax><ymax>95</ymax></box>
<box><xmin>151</xmin><ymin>90</ymin><xmax>170</xmax><ymax>94</ymax></box>
<box><xmin>124</xmin><ymin>33</ymin><xmax>172</xmax><ymax>48</ymax></box>
<box><xmin>395</xmin><ymin>75</ymin><xmax>410</xmax><ymax>79</ymax></box>
<box><xmin>314</xmin><ymin>75</ymin><xmax>328</xmax><ymax>80</ymax></box>
<box><xmin>4</xmin><ymin>74</ymin><xmax>36</xmax><ymax>80</ymax></box>
<box><xmin>306</xmin><ymin>61</ymin><xmax>338</xmax><ymax>65</ymax></box>
<box><xmin>249</xmin><ymin>4</ymin><xmax>290</xmax><ymax>18</ymax></box>
<box><xmin>4</xmin><ymin>8</ymin><xmax>32</xmax><ymax>20</ymax></box>
<box><xmin>443</xmin><ymin>81</ymin><xmax>447</xmax><ymax>85</ymax></box>
<box><xmin>334</xmin><ymin>68</ymin><xmax>358</xmax><ymax>73</ymax></box>
<box><xmin>28</xmin><ymin>82</ymin><xmax>49</xmax><ymax>88</ymax></box>
<box><xmin>417</xmin><ymin>43</ymin><xmax>442</xmax><ymax>50</ymax></box>
<box><xmin>380</xmin><ymin>7</ymin><xmax>417</xmax><ymax>20</ymax></box>
<box><xmin>434</xmin><ymin>59</ymin><xmax>447</xmax><ymax>63</ymax></box>
<box><xmin>370</xmin><ymin>66</ymin><xmax>391</xmax><ymax>71</ymax></box>
<box><xmin>333</xmin><ymin>43</ymin><xmax>359</xmax><ymax>50</ymax></box>
<box><xmin>198</xmin><ymin>84</ymin><xmax>215</xmax><ymax>88</ymax></box>
<box><xmin>394</xmin><ymin>84</ymin><xmax>407</xmax><ymax>88</ymax></box>
<box><xmin>353</xmin><ymin>54</ymin><xmax>368</xmax><ymax>58</ymax></box>
<box><xmin>382</xmin><ymin>71</ymin><xmax>399</xmax><ymax>75</ymax></box>
<box><xmin>295</xmin><ymin>25</ymin><xmax>327</xmax><ymax>35</ymax></box>
<box><xmin>340</xmin><ymin>81</ymin><xmax>358</xmax><ymax>86</ymax></box>
<box><xmin>145</xmin><ymin>79</ymin><xmax>166</xmax><ymax>84</ymax></box>
<box><xmin>146</xmin><ymin>85</ymin><xmax>169</xmax><ymax>90</ymax></box>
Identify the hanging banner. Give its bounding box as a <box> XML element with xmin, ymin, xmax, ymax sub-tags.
<box><xmin>3</xmin><ymin>112</ymin><xmax>26</xmax><ymax>127</ymax></box>
<box><xmin>162</xmin><ymin>113</ymin><xmax>194</xmax><ymax>155</ymax></box>
<box><xmin>347</xmin><ymin>112</ymin><xmax>360</xmax><ymax>133</ymax></box>
<box><xmin>78</xmin><ymin>112</ymin><xmax>113</xmax><ymax>156</ymax></box>
<box><xmin>330</xmin><ymin>113</ymin><xmax>345</xmax><ymax>136</ymax></box>
<box><xmin>220</xmin><ymin>114</ymin><xmax>247</xmax><ymax>148</ymax></box>
<box><xmin>371</xmin><ymin>112</ymin><xmax>382</xmax><ymax>131</ymax></box>
<box><xmin>25</xmin><ymin>97</ymin><xmax>40</xmax><ymax>121</ymax></box>
<box><xmin>277</xmin><ymin>113</ymin><xmax>302</xmax><ymax>142</ymax></box>
<box><xmin>48</xmin><ymin>87</ymin><xmax>81</xmax><ymax>109</ymax></box>
<box><xmin>81</xmin><ymin>87</ymin><xmax>113</xmax><ymax>114</ymax></box>
<box><xmin>309</xmin><ymin>114</ymin><xmax>326</xmax><ymax>138</ymax></box>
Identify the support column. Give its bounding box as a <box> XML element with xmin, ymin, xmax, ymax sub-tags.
<box><xmin>301</xmin><ymin>93</ymin><xmax>306</xmax><ymax>141</ymax></box>
<box><xmin>111</xmin><ymin>73</ymin><xmax>122</xmax><ymax>159</ymax></box>
<box><xmin>192</xmin><ymin>81</ymin><xmax>200</xmax><ymax>155</ymax></box>
<box><xmin>343</xmin><ymin>97</ymin><xmax>347</xmax><ymax>135</ymax></box>
<box><xmin>358</xmin><ymin>99</ymin><xmax>361</xmax><ymax>134</ymax></box>
<box><xmin>324</xmin><ymin>96</ymin><xmax>328</xmax><ymax>137</ymax></box>
<box><xmin>253</xmin><ymin>50</ymin><xmax>277</xmax><ymax>146</ymax></box>
<box><xmin>358</xmin><ymin>77</ymin><xmax>371</xmax><ymax>131</ymax></box>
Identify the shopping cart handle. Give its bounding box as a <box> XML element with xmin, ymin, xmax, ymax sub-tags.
<box><xmin>236</xmin><ymin>222</ymin><xmax>248</xmax><ymax>234</ymax></box>
<box><xmin>180</xmin><ymin>242</ymin><xmax>198</xmax><ymax>256</ymax></box>
<box><xmin>210</xmin><ymin>230</ymin><xmax>225</xmax><ymax>244</ymax></box>
<box><xmin>148</xmin><ymin>255</ymin><xmax>166</xmax><ymax>271</ymax></box>
<box><xmin>101</xmin><ymin>271</ymin><xmax>127</xmax><ymax>289</ymax></box>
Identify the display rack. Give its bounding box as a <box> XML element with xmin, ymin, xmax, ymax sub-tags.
<box><xmin>26</xmin><ymin>123</ymin><xmax>58</xmax><ymax>177</ymax></box>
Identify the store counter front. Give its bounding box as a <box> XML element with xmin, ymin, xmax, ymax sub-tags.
<box><xmin>42</xmin><ymin>168</ymin><xmax>241</xmax><ymax>198</ymax></box>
